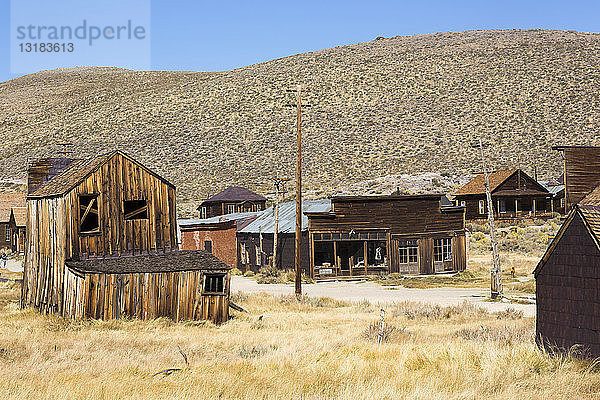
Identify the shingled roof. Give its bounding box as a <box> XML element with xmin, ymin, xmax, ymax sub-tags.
<box><xmin>28</xmin><ymin>150</ymin><xmax>175</xmax><ymax>198</ymax></box>
<box><xmin>454</xmin><ymin>170</ymin><xmax>517</xmax><ymax>196</ymax></box>
<box><xmin>65</xmin><ymin>250</ymin><xmax>230</xmax><ymax>274</ymax></box>
<box><xmin>0</xmin><ymin>192</ymin><xmax>26</xmax><ymax>223</ymax></box>
<box><xmin>10</xmin><ymin>207</ymin><xmax>26</xmax><ymax>227</ymax></box>
<box><xmin>199</xmin><ymin>186</ymin><xmax>267</xmax><ymax>207</ymax></box>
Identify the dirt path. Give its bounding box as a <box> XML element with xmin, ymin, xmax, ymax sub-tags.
<box><xmin>231</xmin><ymin>276</ymin><xmax>535</xmax><ymax>317</ymax></box>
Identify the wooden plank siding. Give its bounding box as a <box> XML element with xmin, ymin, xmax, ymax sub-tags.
<box><xmin>307</xmin><ymin>196</ymin><xmax>466</xmax><ymax>276</ymax></box>
<box><xmin>559</xmin><ymin>147</ymin><xmax>600</xmax><ymax>211</ymax></box>
<box><xmin>62</xmin><ymin>269</ymin><xmax>230</xmax><ymax>324</ymax></box>
<box><xmin>23</xmin><ymin>151</ymin><xmax>231</xmax><ymax>324</ymax></box>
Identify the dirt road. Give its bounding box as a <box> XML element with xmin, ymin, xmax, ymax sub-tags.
<box><xmin>231</xmin><ymin>276</ymin><xmax>535</xmax><ymax>317</ymax></box>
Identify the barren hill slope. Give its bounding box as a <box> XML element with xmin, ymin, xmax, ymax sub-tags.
<box><xmin>2</xmin><ymin>30</ymin><xmax>600</xmax><ymax>201</ymax></box>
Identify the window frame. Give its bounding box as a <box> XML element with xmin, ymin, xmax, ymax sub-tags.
<box><xmin>78</xmin><ymin>193</ymin><xmax>101</xmax><ymax>236</ymax></box>
<box><xmin>398</xmin><ymin>239</ymin><xmax>418</xmax><ymax>264</ymax></box>
<box><xmin>5</xmin><ymin>226</ymin><xmax>11</xmax><ymax>242</ymax></box>
<box><xmin>434</xmin><ymin>238</ymin><xmax>452</xmax><ymax>262</ymax></box>
<box><xmin>202</xmin><ymin>273</ymin><xmax>226</xmax><ymax>295</ymax></box>
<box><xmin>478</xmin><ymin>200</ymin><xmax>485</xmax><ymax>215</ymax></box>
<box><xmin>200</xmin><ymin>206</ymin><xmax>207</xmax><ymax>219</ymax></box>
<box><xmin>204</xmin><ymin>240</ymin><xmax>213</xmax><ymax>254</ymax></box>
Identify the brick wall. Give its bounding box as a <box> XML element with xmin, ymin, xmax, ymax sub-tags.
<box><xmin>181</xmin><ymin>226</ymin><xmax>238</xmax><ymax>268</ymax></box>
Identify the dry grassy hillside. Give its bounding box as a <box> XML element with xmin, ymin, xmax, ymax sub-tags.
<box><xmin>2</xmin><ymin>29</ymin><xmax>600</xmax><ymax>201</ymax></box>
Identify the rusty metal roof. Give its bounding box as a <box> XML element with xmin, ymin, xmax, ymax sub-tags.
<box><xmin>454</xmin><ymin>169</ymin><xmax>517</xmax><ymax>196</ymax></box>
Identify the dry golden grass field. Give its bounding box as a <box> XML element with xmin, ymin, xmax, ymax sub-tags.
<box><xmin>1</xmin><ymin>266</ymin><xmax>599</xmax><ymax>400</ymax></box>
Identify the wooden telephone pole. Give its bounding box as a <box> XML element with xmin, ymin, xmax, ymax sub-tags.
<box><xmin>286</xmin><ymin>85</ymin><xmax>310</xmax><ymax>297</ymax></box>
<box><xmin>266</xmin><ymin>174</ymin><xmax>290</xmax><ymax>269</ymax></box>
<box><xmin>472</xmin><ymin>138</ymin><xmax>503</xmax><ymax>298</ymax></box>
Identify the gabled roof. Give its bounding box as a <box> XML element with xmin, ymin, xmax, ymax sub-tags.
<box><xmin>239</xmin><ymin>199</ymin><xmax>331</xmax><ymax>234</ymax></box>
<box><xmin>199</xmin><ymin>187</ymin><xmax>267</xmax><ymax>207</ymax></box>
<box><xmin>454</xmin><ymin>169</ymin><xmax>548</xmax><ymax>196</ymax></box>
<box><xmin>454</xmin><ymin>169</ymin><xmax>516</xmax><ymax>196</ymax></box>
<box><xmin>0</xmin><ymin>192</ymin><xmax>26</xmax><ymax>223</ymax></box>
<box><xmin>10</xmin><ymin>207</ymin><xmax>26</xmax><ymax>227</ymax></box>
<box><xmin>534</xmin><ymin>184</ymin><xmax>600</xmax><ymax>276</ymax></box>
<box><xmin>28</xmin><ymin>150</ymin><xmax>175</xmax><ymax>199</ymax></box>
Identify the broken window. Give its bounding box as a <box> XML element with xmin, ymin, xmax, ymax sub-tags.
<box><xmin>398</xmin><ymin>239</ymin><xmax>418</xmax><ymax>264</ymax></box>
<box><xmin>203</xmin><ymin>274</ymin><xmax>225</xmax><ymax>294</ymax></box>
<box><xmin>79</xmin><ymin>194</ymin><xmax>100</xmax><ymax>234</ymax></box>
<box><xmin>434</xmin><ymin>238</ymin><xmax>452</xmax><ymax>262</ymax></box>
<box><xmin>124</xmin><ymin>200</ymin><xmax>148</xmax><ymax>220</ymax></box>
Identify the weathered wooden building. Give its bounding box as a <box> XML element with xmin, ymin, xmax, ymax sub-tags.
<box><xmin>454</xmin><ymin>169</ymin><xmax>552</xmax><ymax>220</ymax></box>
<box><xmin>535</xmin><ymin>187</ymin><xmax>600</xmax><ymax>357</ymax></box>
<box><xmin>306</xmin><ymin>195</ymin><xmax>466</xmax><ymax>278</ymax></box>
<box><xmin>23</xmin><ymin>150</ymin><xmax>231</xmax><ymax>324</ymax></box>
<box><xmin>197</xmin><ymin>187</ymin><xmax>267</xmax><ymax>219</ymax></box>
<box><xmin>553</xmin><ymin>146</ymin><xmax>600</xmax><ymax>212</ymax></box>
<box><xmin>0</xmin><ymin>192</ymin><xmax>26</xmax><ymax>250</ymax></box>
<box><xmin>9</xmin><ymin>207</ymin><xmax>26</xmax><ymax>253</ymax></box>
<box><xmin>179</xmin><ymin>212</ymin><xmax>259</xmax><ymax>267</ymax></box>
<box><xmin>236</xmin><ymin>200</ymin><xmax>328</xmax><ymax>273</ymax></box>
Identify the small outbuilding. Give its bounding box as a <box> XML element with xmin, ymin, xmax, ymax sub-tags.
<box><xmin>23</xmin><ymin>150</ymin><xmax>231</xmax><ymax>324</ymax></box>
<box><xmin>0</xmin><ymin>192</ymin><xmax>26</xmax><ymax>250</ymax></box>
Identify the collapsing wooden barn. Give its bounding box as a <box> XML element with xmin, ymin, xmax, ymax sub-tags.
<box><xmin>306</xmin><ymin>195</ymin><xmax>467</xmax><ymax>278</ymax></box>
<box><xmin>22</xmin><ymin>150</ymin><xmax>231</xmax><ymax>324</ymax></box>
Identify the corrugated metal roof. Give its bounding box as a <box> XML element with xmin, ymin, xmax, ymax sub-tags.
<box><xmin>178</xmin><ymin>211</ymin><xmax>260</xmax><ymax>227</ymax></box>
<box><xmin>539</xmin><ymin>181</ymin><xmax>565</xmax><ymax>196</ymax></box>
<box><xmin>239</xmin><ymin>199</ymin><xmax>331</xmax><ymax>234</ymax></box>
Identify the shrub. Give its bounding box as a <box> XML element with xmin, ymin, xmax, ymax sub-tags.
<box><xmin>231</xmin><ymin>268</ymin><xmax>243</xmax><ymax>276</ymax></box>
<box><xmin>362</xmin><ymin>320</ymin><xmax>405</xmax><ymax>343</ymax></box>
<box><xmin>243</xmin><ymin>270</ymin><xmax>255</xmax><ymax>277</ymax></box>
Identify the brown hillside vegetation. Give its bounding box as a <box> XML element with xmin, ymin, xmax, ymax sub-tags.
<box><xmin>1</xmin><ymin>29</ymin><xmax>600</xmax><ymax>201</ymax></box>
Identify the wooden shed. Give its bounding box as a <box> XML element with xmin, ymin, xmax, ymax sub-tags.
<box><xmin>0</xmin><ymin>192</ymin><xmax>26</xmax><ymax>250</ymax></box>
<box><xmin>306</xmin><ymin>195</ymin><xmax>466</xmax><ymax>278</ymax></box>
<box><xmin>534</xmin><ymin>186</ymin><xmax>600</xmax><ymax>357</ymax></box>
<box><xmin>22</xmin><ymin>150</ymin><xmax>231</xmax><ymax>324</ymax></box>
<box><xmin>197</xmin><ymin>186</ymin><xmax>267</xmax><ymax>219</ymax></box>
<box><xmin>454</xmin><ymin>169</ymin><xmax>552</xmax><ymax>220</ymax></box>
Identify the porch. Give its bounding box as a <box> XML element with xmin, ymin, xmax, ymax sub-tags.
<box><xmin>311</xmin><ymin>231</ymin><xmax>389</xmax><ymax>279</ymax></box>
<box><xmin>492</xmin><ymin>193</ymin><xmax>554</xmax><ymax>220</ymax></box>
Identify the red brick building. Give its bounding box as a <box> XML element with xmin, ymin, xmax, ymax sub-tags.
<box><xmin>179</xmin><ymin>212</ymin><xmax>259</xmax><ymax>267</ymax></box>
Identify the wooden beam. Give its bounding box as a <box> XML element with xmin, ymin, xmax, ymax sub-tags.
<box><xmin>80</xmin><ymin>198</ymin><xmax>97</xmax><ymax>223</ymax></box>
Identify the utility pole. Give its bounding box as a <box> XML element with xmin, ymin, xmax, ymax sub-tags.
<box><xmin>286</xmin><ymin>85</ymin><xmax>310</xmax><ymax>297</ymax></box>
<box><xmin>266</xmin><ymin>174</ymin><xmax>290</xmax><ymax>269</ymax></box>
<box><xmin>471</xmin><ymin>138</ymin><xmax>503</xmax><ymax>299</ymax></box>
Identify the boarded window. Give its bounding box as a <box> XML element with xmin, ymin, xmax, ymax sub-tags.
<box><xmin>434</xmin><ymin>238</ymin><xmax>452</xmax><ymax>262</ymax></box>
<box><xmin>204</xmin><ymin>274</ymin><xmax>225</xmax><ymax>294</ymax></box>
<box><xmin>204</xmin><ymin>240</ymin><xmax>212</xmax><ymax>253</ymax></box>
<box><xmin>398</xmin><ymin>239</ymin><xmax>418</xmax><ymax>264</ymax></box>
<box><xmin>79</xmin><ymin>194</ymin><xmax>100</xmax><ymax>234</ymax></box>
<box><xmin>124</xmin><ymin>200</ymin><xmax>148</xmax><ymax>220</ymax></box>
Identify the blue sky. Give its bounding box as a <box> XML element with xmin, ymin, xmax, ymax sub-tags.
<box><xmin>1</xmin><ymin>0</ymin><xmax>600</xmax><ymax>83</ymax></box>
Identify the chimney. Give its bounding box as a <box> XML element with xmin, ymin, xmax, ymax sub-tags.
<box><xmin>27</xmin><ymin>157</ymin><xmax>77</xmax><ymax>194</ymax></box>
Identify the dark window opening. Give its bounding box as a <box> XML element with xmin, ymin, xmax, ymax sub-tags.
<box><xmin>79</xmin><ymin>194</ymin><xmax>100</xmax><ymax>234</ymax></box>
<box><xmin>124</xmin><ymin>200</ymin><xmax>148</xmax><ymax>220</ymax></box>
<box><xmin>204</xmin><ymin>240</ymin><xmax>213</xmax><ymax>254</ymax></box>
<box><xmin>204</xmin><ymin>274</ymin><xmax>225</xmax><ymax>294</ymax></box>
